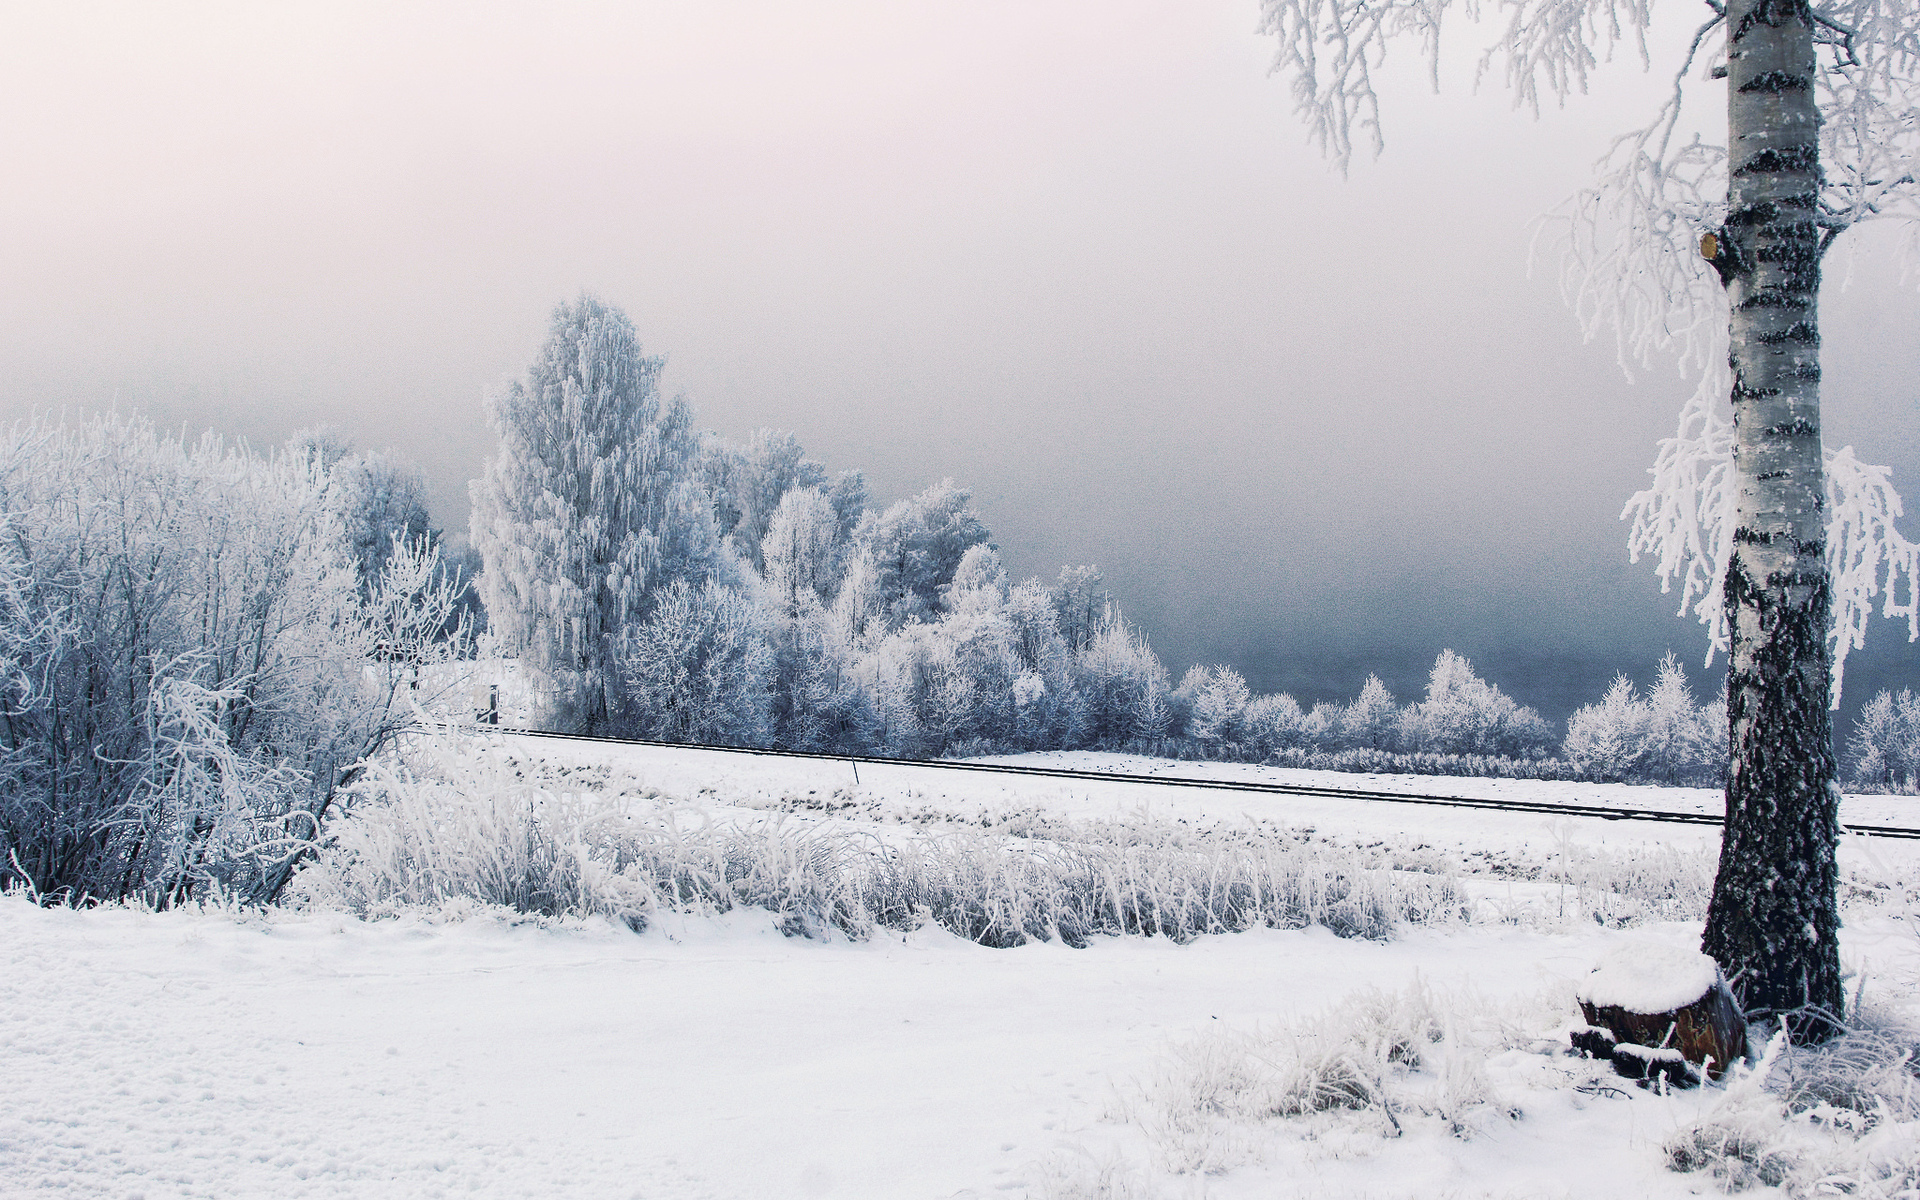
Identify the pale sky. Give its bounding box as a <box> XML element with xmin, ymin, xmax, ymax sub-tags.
<box><xmin>4</xmin><ymin>0</ymin><xmax>1916</xmax><ymax>724</ymax></box>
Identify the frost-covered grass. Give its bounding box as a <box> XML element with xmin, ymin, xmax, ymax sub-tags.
<box><xmin>300</xmin><ymin>728</ymin><xmax>1895</xmax><ymax>952</ymax></box>
<box><xmin>294</xmin><ymin>732</ymin><xmax>1465</xmax><ymax>946</ymax></box>
<box><xmin>1660</xmin><ymin>1012</ymin><xmax>1920</xmax><ymax>1198</ymax></box>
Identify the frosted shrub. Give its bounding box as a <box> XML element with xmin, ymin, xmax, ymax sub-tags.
<box><xmin>1665</xmin><ymin>1018</ymin><xmax>1920</xmax><ymax>1199</ymax></box>
<box><xmin>1848</xmin><ymin>689</ymin><xmax>1920</xmax><ymax>793</ymax></box>
<box><xmin>296</xmin><ymin>738</ymin><xmax>656</xmax><ymax>928</ymax></box>
<box><xmin>1544</xmin><ymin>839</ymin><xmax>1716</xmax><ymax>926</ymax></box>
<box><xmin>0</xmin><ymin>416</ymin><xmax>469</xmax><ymax>905</ymax></box>
<box><xmin>1126</xmin><ymin>982</ymin><xmax>1514</xmax><ymax>1175</ymax></box>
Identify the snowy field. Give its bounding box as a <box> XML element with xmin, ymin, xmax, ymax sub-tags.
<box><xmin>4</xmin><ymin>736</ymin><xmax>1918</xmax><ymax>1200</ymax></box>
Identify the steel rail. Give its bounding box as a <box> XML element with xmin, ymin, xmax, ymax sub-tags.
<box><xmin>471</xmin><ymin>725</ymin><xmax>1920</xmax><ymax>841</ymax></box>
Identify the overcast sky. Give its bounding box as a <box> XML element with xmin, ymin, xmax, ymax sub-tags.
<box><xmin>3</xmin><ymin>0</ymin><xmax>1916</xmax><ymax>725</ymax></box>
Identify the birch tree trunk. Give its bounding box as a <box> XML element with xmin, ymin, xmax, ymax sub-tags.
<box><xmin>1700</xmin><ymin>0</ymin><xmax>1845</xmax><ymax>1039</ymax></box>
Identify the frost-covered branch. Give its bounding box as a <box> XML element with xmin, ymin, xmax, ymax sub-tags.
<box><xmin>1623</xmin><ymin>386</ymin><xmax>1920</xmax><ymax>702</ymax></box>
<box><xmin>1258</xmin><ymin>0</ymin><xmax>1662</xmax><ymax>170</ymax></box>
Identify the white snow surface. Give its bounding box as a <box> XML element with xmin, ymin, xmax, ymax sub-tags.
<box><xmin>1575</xmin><ymin>940</ymin><xmax>1722</xmax><ymax>1014</ymax></box>
<box><xmin>4</xmin><ymin>738</ymin><xmax>1917</xmax><ymax>1200</ymax></box>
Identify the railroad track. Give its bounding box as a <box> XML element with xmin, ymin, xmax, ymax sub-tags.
<box><xmin>477</xmin><ymin>725</ymin><xmax>1920</xmax><ymax>841</ymax></box>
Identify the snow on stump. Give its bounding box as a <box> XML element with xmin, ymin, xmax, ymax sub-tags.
<box><xmin>1571</xmin><ymin>941</ymin><xmax>1745</xmax><ymax>1087</ymax></box>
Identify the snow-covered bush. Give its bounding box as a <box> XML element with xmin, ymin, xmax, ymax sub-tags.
<box><xmin>1848</xmin><ymin>688</ymin><xmax>1920</xmax><ymax>793</ymax></box>
<box><xmin>1113</xmin><ymin>981</ymin><xmax>1516</xmax><ymax>1177</ymax></box>
<box><xmin>0</xmin><ymin>415</ymin><xmax>469</xmax><ymax>905</ymax></box>
<box><xmin>1665</xmin><ymin>1017</ymin><xmax>1920</xmax><ymax>1199</ymax></box>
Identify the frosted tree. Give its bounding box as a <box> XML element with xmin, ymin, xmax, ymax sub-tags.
<box><xmin>1565</xmin><ymin>674</ymin><xmax>1656</xmax><ymax>779</ymax></box>
<box><xmin>1071</xmin><ymin>612</ymin><xmax>1172</xmax><ymax>747</ymax></box>
<box><xmin>851</xmin><ymin>479</ymin><xmax>991</xmax><ymax>632</ymax></box>
<box><xmin>761</xmin><ymin>486</ymin><xmax>841</xmax><ymax>619</ymax></box>
<box><xmin>702</xmin><ymin>429</ymin><xmax>829</xmax><ymax>571</ymax></box>
<box><xmin>1396</xmin><ymin>650</ymin><xmax>1554</xmax><ymax>758</ymax></box>
<box><xmin>470</xmin><ymin>295</ymin><xmax>723</xmax><ymax>734</ymax></box>
<box><xmin>617</xmin><ymin>579</ymin><xmax>773</xmax><ymax>746</ymax></box>
<box><xmin>293</xmin><ymin>435</ymin><xmax>435</xmax><ymax>598</ymax></box>
<box><xmin>1258</xmin><ymin>0</ymin><xmax>1920</xmax><ymax>1035</ymax></box>
<box><xmin>1339</xmin><ymin>674</ymin><xmax>1400</xmax><ymax>750</ymax></box>
<box><xmin>1052</xmin><ymin>565</ymin><xmax>1113</xmax><ymax>654</ymax></box>
<box><xmin>1179</xmin><ymin>664</ymin><xmax>1255</xmax><ymax>753</ymax></box>
<box><xmin>1846</xmin><ymin>686</ymin><xmax>1920</xmax><ymax>790</ymax></box>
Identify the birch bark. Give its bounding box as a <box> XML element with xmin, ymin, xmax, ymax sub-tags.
<box><xmin>1699</xmin><ymin>0</ymin><xmax>1844</xmax><ymax>1037</ymax></box>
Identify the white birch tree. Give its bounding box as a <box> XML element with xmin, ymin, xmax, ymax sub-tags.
<box><xmin>1256</xmin><ymin>0</ymin><xmax>1919</xmax><ymax>1034</ymax></box>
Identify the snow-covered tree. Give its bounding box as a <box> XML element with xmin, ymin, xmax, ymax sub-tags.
<box><xmin>853</xmin><ymin>480</ymin><xmax>991</xmax><ymax>633</ymax></box>
<box><xmin>1244</xmin><ymin>691</ymin><xmax>1313</xmax><ymax>756</ymax></box>
<box><xmin>1257</xmin><ymin>0</ymin><xmax>1920</xmax><ymax>1034</ymax></box>
<box><xmin>1180</xmin><ymin>664</ymin><xmax>1255</xmax><ymax>753</ymax></box>
<box><xmin>470</xmin><ymin>295</ymin><xmax>724</xmax><ymax>734</ymax></box>
<box><xmin>1338</xmin><ymin>674</ymin><xmax>1400</xmax><ymax>751</ymax></box>
<box><xmin>1396</xmin><ymin>651</ymin><xmax>1554</xmax><ymax>758</ymax></box>
<box><xmin>1565</xmin><ymin>675</ymin><xmax>1656</xmax><ymax>780</ymax></box>
<box><xmin>617</xmin><ymin>579</ymin><xmax>773</xmax><ymax>747</ymax></box>
<box><xmin>1052</xmin><ymin>565</ymin><xmax>1112</xmax><ymax>654</ymax></box>
<box><xmin>703</xmin><ymin>429</ymin><xmax>829</xmax><ymax>572</ymax></box>
<box><xmin>314</xmin><ymin>443</ymin><xmax>434</xmax><ymax>596</ymax></box>
<box><xmin>1072</xmin><ymin>613</ymin><xmax>1172</xmax><ymax>747</ymax></box>
<box><xmin>761</xmin><ymin>486</ymin><xmax>841</xmax><ymax>619</ymax></box>
<box><xmin>1847</xmin><ymin>687</ymin><xmax>1920</xmax><ymax>791</ymax></box>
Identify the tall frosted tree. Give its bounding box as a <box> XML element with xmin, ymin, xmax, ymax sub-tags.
<box><xmin>471</xmin><ymin>295</ymin><xmax>721</xmax><ymax>733</ymax></box>
<box><xmin>1257</xmin><ymin>0</ymin><xmax>1919</xmax><ymax>1035</ymax></box>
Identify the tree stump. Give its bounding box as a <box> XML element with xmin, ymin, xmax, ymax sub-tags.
<box><xmin>1570</xmin><ymin>942</ymin><xmax>1746</xmax><ymax>1087</ymax></box>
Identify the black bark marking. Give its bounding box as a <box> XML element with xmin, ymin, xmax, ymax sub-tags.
<box><xmin>1739</xmin><ymin>287</ymin><xmax>1812</xmax><ymax>311</ymax></box>
<box><xmin>1733</xmin><ymin>146</ymin><xmax>1820</xmax><ymax>176</ymax></box>
<box><xmin>1737</xmin><ymin>69</ymin><xmax>1811</xmax><ymax>92</ymax></box>
<box><xmin>1755</xmin><ymin>321</ymin><xmax>1819</xmax><ymax>347</ymax></box>
<box><xmin>1761</xmin><ymin>418</ymin><xmax>1817</xmax><ymax>437</ymax></box>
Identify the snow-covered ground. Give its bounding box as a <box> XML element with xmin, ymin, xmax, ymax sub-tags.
<box><xmin>4</xmin><ymin>738</ymin><xmax>1917</xmax><ymax>1200</ymax></box>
